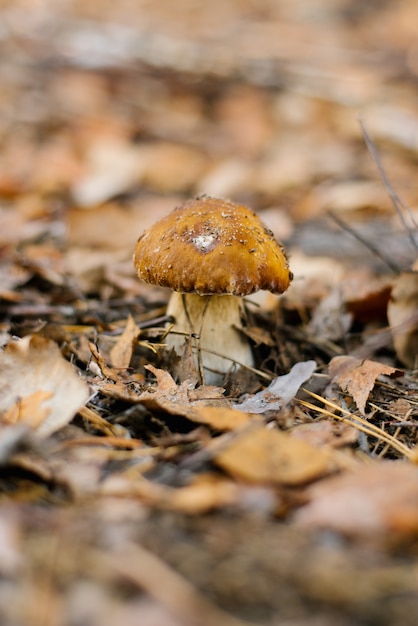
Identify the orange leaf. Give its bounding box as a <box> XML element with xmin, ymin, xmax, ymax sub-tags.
<box><xmin>214</xmin><ymin>425</ymin><xmax>335</xmax><ymax>486</ymax></box>
<box><xmin>110</xmin><ymin>315</ymin><xmax>140</xmax><ymax>370</ymax></box>
<box><xmin>3</xmin><ymin>390</ymin><xmax>52</xmax><ymax>429</ymax></box>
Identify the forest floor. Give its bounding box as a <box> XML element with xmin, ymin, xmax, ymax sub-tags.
<box><xmin>2</xmin><ymin>1</ymin><xmax>418</xmax><ymax>625</ymax></box>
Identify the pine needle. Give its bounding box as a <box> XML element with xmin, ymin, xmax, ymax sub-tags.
<box><xmin>299</xmin><ymin>389</ymin><xmax>414</xmax><ymax>460</ymax></box>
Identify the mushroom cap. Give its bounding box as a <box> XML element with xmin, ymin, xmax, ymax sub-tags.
<box><xmin>134</xmin><ymin>196</ymin><xmax>292</xmax><ymax>296</ymax></box>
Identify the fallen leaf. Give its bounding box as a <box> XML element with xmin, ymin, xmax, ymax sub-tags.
<box><xmin>342</xmin><ymin>270</ymin><xmax>392</xmax><ymax>324</ymax></box>
<box><xmin>0</xmin><ymin>335</ymin><xmax>89</xmax><ymax>437</ymax></box>
<box><xmin>100</xmin><ymin>366</ymin><xmax>253</xmax><ymax>431</ymax></box>
<box><xmin>329</xmin><ymin>355</ymin><xmax>403</xmax><ymax>415</ymax></box>
<box><xmin>145</xmin><ymin>366</ymin><xmax>179</xmax><ymax>394</ymax></box>
<box><xmin>214</xmin><ymin>424</ymin><xmax>335</xmax><ymax>486</ymax></box>
<box><xmin>233</xmin><ymin>361</ymin><xmax>317</xmax><ymax>414</ymax></box>
<box><xmin>141</xmin><ymin>367</ymin><xmax>252</xmax><ymax>430</ymax></box>
<box><xmin>110</xmin><ymin>315</ymin><xmax>140</xmax><ymax>370</ymax></box>
<box><xmin>387</xmin><ymin>270</ymin><xmax>418</xmax><ymax>369</ymax></box>
<box><xmin>178</xmin><ymin>406</ymin><xmax>253</xmax><ymax>431</ymax></box>
<box><xmin>294</xmin><ymin>462</ymin><xmax>418</xmax><ymax>538</ymax></box>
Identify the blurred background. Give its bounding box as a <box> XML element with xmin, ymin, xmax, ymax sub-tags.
<box><xmin>1</xmin><ymin>0</ymin><xmax>418</xmax><ymax>297</ymax></box>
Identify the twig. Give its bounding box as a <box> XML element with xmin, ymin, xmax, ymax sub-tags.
<box><xmin>327</xmin><ymin>209</ymin><xmax>400</xmax><ymax>274</ymax></box>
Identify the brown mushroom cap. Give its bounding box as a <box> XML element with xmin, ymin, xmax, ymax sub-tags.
<box><xmin>134</xmin><ymin>196</ymin><xmax>292</xmax><ymax>297</ymax></box>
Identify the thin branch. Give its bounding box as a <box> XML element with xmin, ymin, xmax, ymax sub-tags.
<box><xmin>359</xmin><ymin>118</ymin><xmax>418</xmax><ymax>253</ymax></box>
<box><xmin>327</xmin><ymin>209</ymin><xmax>400</xmax><ymax>274</ymax></box>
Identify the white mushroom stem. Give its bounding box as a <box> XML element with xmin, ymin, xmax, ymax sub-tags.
<box><xmin>166</xmin><ymin>292</ymin><xmax>254</xmax><ymax>385</ymax></box>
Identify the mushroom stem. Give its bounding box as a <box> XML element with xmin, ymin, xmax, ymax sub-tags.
<box><xmin>166</xmin><ymin>292</ymin><xmax>254</xmax><ymax>385</ymax></box>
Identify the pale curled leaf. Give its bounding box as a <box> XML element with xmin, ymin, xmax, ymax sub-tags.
<box><xmin>233</xmin><ymin>360</ymin><xmax>317</xmax><ymax>414</ymax></box>
<box><xmin>329</xmin><ymin>355</ymin><xmax>403</xmax><ymax>415</ymax></box>
<box><xmin>0</xmin><ymin>335</ymin><xmax>89</xmax><ymax>437</ymax></box>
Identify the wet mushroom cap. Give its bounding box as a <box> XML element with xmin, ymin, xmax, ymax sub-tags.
<box><xmin>134</xmin><ymin>197</ymin><xmax>292</xmax><ymax>297</ymax></box>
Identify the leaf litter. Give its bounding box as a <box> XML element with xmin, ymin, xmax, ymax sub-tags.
<box><xmin>2</xmin><ymin>1</ymin><xmax>418</xmax><ymax>625</ymax></box>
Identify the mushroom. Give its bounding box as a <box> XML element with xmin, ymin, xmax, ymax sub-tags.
<box><xmin>134</xmin><ymin>196</ymin><xmax>292</xmax><ymax>385</ymax></box>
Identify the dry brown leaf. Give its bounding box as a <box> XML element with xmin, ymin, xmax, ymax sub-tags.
<box><xmin>214</xmin><ymin>425</ymin><xmax>335</xmax><ymax>486</ymax></box>
<box><xmin>100</xmin><ymin>366</ymin><xmax>252</xmax><ymax>430</ymax></box>
<box><xmin>110</xmin><ymin>315</ymin><xmax>140</xmax><ymax>370</ymax></box>
<box><xmin>145</xmin><ymin>366</ymin><xmax>179</xmax><ymax>394</ymax></box>
<box><xmin>145</xmin><ymin>365</ymin><xmax>229</xmax><ymax>403</ymax></box>
<box><xmin>141</xmin><ymin>367</ymin><xmax>252</xmax><ymax>430</ymax></box>
<box><xmin>294</xmin><ymin>462</ymin><xmax>418</xmax><ymax>538</ymax></box>
<box><xmin>180</xmin><ymin>406</ymin><xmax>254</xmax><ymax>431</ymax></box>
<box><xmin>387</xmin><ymin>270</ymin><xmax>418</xmax><ymax>369</ymax></box>
<box><xmin>329</xmin><ymin>355</ymin><xmax>403</xmax><ymax>415</ymax></box>
<box><xmin>102</xmin><ymin>382</ymin><xmax>252</xmax><ymax>430</ymax></box>
<box><xmin>0</xmin><ymin>335</ymin><xmax>89</xmax><ymax>437</ymax></box>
